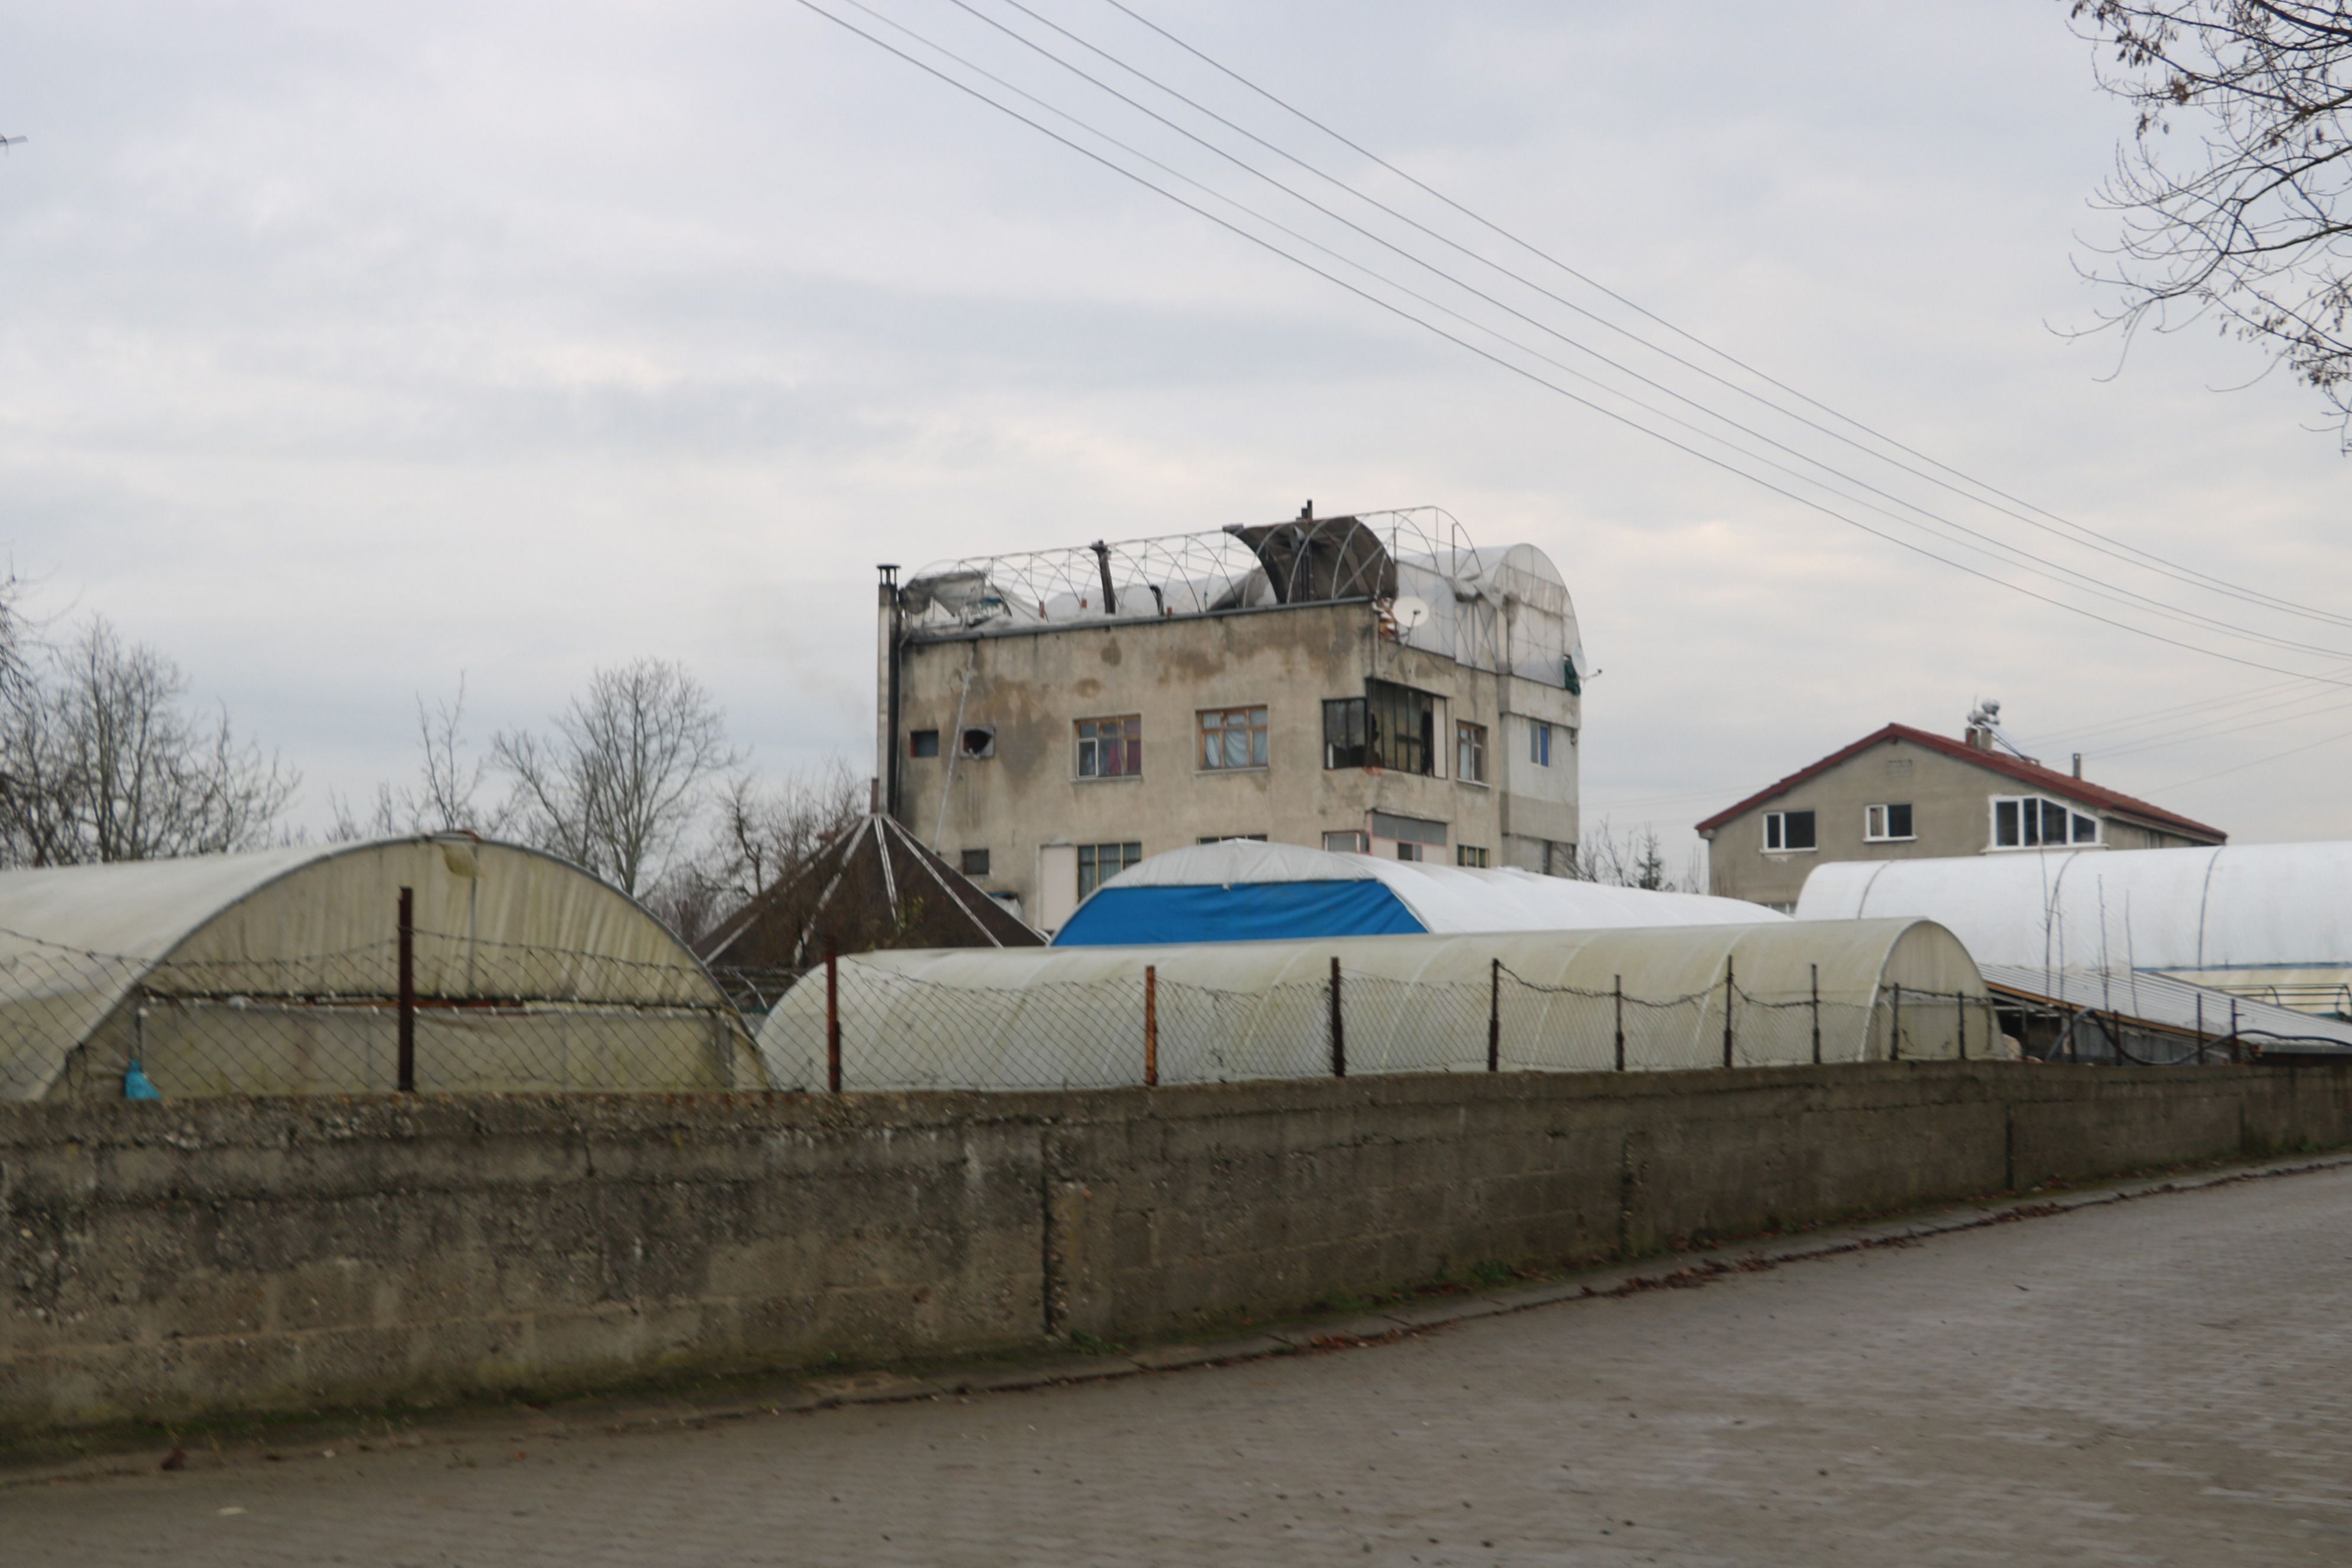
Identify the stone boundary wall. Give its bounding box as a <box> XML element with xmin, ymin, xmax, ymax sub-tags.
<box><xmin>5</xmin><ymin>1061</ymin><xmax>2350</xmax><ymax>1433</ymax></box>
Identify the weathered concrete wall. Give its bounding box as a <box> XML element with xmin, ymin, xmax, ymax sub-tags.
<box><xmin>6</xmin><ymin>1062</ymin><xmax>2350</xmax><ymax>1433</ymax></box>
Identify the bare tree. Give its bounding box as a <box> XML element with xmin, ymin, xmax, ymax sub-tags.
<box><xmin>2067</xmin><ymin>2</ymin><xmax>2352</xmax><ymax>440</ymax></box>
<box><xmin>491</xmin><ymin>658</ymin><xmax>740</xmax><ymax>896</ymax></box>
<box><xmin>0</xmin><ymin>616</ymin><xmax>299</xmax><ymax>865</ymax></box>
<box><xmin>1573</xmin><ymin>818</ymin><xmax>1700</xmax><ymax>893</ymax></box>
<box><xmin>642</xmin><ymin>760</ymin><xmax>865</xmax><ymax>943</ymax></box>
<box><xmin>331</xmin><ymin>675</ymin><xmax>515</xmax><ymax>840</ymax></box>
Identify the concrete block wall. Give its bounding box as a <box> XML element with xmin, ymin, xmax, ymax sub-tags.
<box><xmin>5</xmin><ymin>1062</ymin><xmax>2350</xmax><ymax>1433</ymax></box>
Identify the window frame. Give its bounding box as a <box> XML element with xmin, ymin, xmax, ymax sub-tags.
<box><xmin>959</xmin><ymin>848</ymin><xmax>991</xmax><ymax>877</ymax></box>
<box><xmin>1074</xmin><ymin>714</ymin><xmax>1142</xmax><ymax>780</ymax></box>
<box><xmin>1530</xmin><ymin>719</ymin><xmax>1552</xmax><ymax>767</ymax></box>
<box><xmin>1323</xmin><ymin>830</ymin><xmax>1370</xmax><ymax>853</ymax></box>
<box><xmin>1455</xmin><ymin>720</ymin><xmax>1488</xmax><ymax>785</ymax></box>
<box><xmin>1456</xmin><ymin>844</ymin><xmax>1491</xmax><ymax>868</ymax></box>
<box><xmin>1989</xmin><ymin>794</ymin><xmax>2101</xmax><ymax>850</ymax></box>
<box><xmin>1075</xmin><ymin>840</ymin><xmax>1144</xmax><ymax>899</ymax></box>
<box><xmin>1196</xmin><ymin>704</ymin><xmax>1270</xmax><ymax>772</ymax></box>
<box><xmin>1863</xmin><ymin>802</ymin><xmax>1915</xmax><ymax>842</ymax></box>
<box><xmin>1763</xmin><ymin>808</ymin><xmax>1818</xmax><ymax>854</ymax></box>
<box><xmin>909</xmin><ymin>729</ymin><xmax>940</xmax><ymax>759</ymax></box>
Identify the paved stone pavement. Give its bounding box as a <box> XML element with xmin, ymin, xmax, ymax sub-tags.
<box><xmin>9</xmin><ymin>1164</ymin><xmax>2352</xmax><ymax>1566</ymax></box>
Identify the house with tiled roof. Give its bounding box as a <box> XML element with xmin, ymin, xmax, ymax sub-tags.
<box><xmin>1693</xmin><ymin>713</ymin><xmax>2225</xmax><ymax>912</ymax></box>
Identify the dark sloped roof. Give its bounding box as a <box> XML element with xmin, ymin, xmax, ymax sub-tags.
<box><xmin>1692</xmin><ymin>723</ymin><xmax>2225</xmax><ymax>842</ymax></box>
<box><xmin>694</xmin><ymin>814</ymin><xmax>1042</xmax><ymax>981</ymax></box>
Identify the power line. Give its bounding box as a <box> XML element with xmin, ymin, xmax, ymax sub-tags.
<box><xmin>1091</xmin><ymin>0</ymin><xmax>2352</xmax><ymax>638</ymax></box>
<box><xmin>922</xmin><ymin>0</ymin><xmax>2352</xmax><ymax>664</ymax></box>
<box><xmin>790</xmin><ymin>0</ymin><xmax>2352</xmax><ymax>692</ymax></box>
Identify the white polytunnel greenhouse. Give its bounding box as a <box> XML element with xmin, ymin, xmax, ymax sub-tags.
<box><xmin>760</xmin><ymin>917</ymin><xmax>1997</xmax><ymax>1091</ymax></box>
<box><xmin>1796</xmin><ymin>842</ymin><xmax>2352</xmax><ymax>1017</ymax></box>
<box><xmin>1051</xmin><ymin>840</ymin><xmax>1785</xmax><ymax>946</ymax></box>
<box><xmin>0</xmin><ymin>837</ymin><xmax>762</xmax><ymax>1100</ymax></box>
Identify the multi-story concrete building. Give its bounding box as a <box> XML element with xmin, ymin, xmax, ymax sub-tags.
<box><xmin>876</xmin><ymin>508</ymin><xmax>1586</xmax><ymax>935</ymax></box>
<box><xmin>1694</xmin><ymin>708</ymin><xmax>2225</xmax><ymax>912</ymax></box>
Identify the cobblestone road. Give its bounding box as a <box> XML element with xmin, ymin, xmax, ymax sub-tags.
<box><xmin>9</xmin><ymin>1163</ymin><xmax>2351</xmax><ymax>1566</ymax></box>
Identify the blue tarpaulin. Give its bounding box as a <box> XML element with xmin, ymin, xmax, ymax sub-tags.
<box><xmin>1053</xmin><ymin>880</ymin><xmax>1425</xmax><ymax>946</ymax></box>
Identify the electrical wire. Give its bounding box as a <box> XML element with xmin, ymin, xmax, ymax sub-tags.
<box><xmin>792</xmin><ymin>0</ymin><xmax>2352</xmax><ymax>692</ymax></box>
<box><xmin>1091</xmin><ymin>0</ymin><xmax>2352</xmax><ymax>638</ymax></box>
<box><xmin>927</xmin><ymin>0</ymin><xmax>2352</xmax><ymax>663</ymax></box>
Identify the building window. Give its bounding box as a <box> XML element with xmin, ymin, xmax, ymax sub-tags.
<box><xmin>1323</xmin><ymin>684</ymin><xmax>1440</xmax><ymax>775</ymax></box>
<box><xmin>1076</xmin><ymin>841</ymin><xmax>1143</xmax><ymax>898</ymax></box>
<box><xmin>1530</xmin><ymin>720</ymin><xmax>1553</xmax><ymax>767</ymax></box>
<box><xmin>909</xmin><ymin>729</ymin><xmax>940</xmax><ymax>759</ymax></box>
<box><xmin>1370</xmin><ymin>811</ymin><xmax>1447</xmax><ymax>854</ymax></box>
<box><xmin>1864</xmin><ymin>803</ymin><xmax>1914</xmax><ymax>842</ymax></box>
<box><xmin>1075</xmin><ymin>716</ymin><xmax>1141</xmax><ymax>779</ymax></box>
<box><xmin>958</xmin><ymin>726</ymin><xmax>995</xmax><ymax>759</ymax></box>
<box><xmin>1197</xmin><ymin>705</ymin><xmax>1269</xmax><ymax>770</ymax></box>
<box><xmin>1456</xmin><ymin>844</ymin><xmax>1491</xmax><ymax>868</ymax></box>
<box><xmin>1323</xmin><ymin>830</ymin><xmax>1369</xmax><ymax>853</ymax></box>
<box><xmin>1456</xmin><ymin>721</ymin><xmax>1488</xmax><ymax>784</ymax></box>
<box><xmin>959</xmin><ymin>848</ymin><xmax>990</xmax><ymax>877</ymax></box>
<box><xmin>1764</xmin><ymin>809</ymin><xmax>1817</xmax><ymax>852</ymax></box>
<box><xmin>1322</xmin><ymin>698</ymin><xmax>1367</xmax><ymax>769</ymax></box>
<box><xmin>1992</xmin><ymin>795</ymin><xmax>2099</xmax><ymax>848</ymax></box>
<box><xmin>1198</xmin><ymin>834</ymin><xmax>1269</xmax><ymax>844</ymax></box>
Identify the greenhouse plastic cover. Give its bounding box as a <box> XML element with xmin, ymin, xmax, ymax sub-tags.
<box><xmin>1795</xmin><ymin>842</ymin><xmax>2352</xmax><ymax>1007</ymax></box>
<box><xmin>0</xmin><ymin>837</ymin><xmax>755</xmax><ymax>1100</ymax></box>
<box><xmin>1053</xmin><ymin>840</ymin><xmax>1787</xmax><ymax>946</ymax></box>
<box><xmin>762</xmin><ymin>917</ymin><xmax>1992</xmax><ymax>1091</ymax></box>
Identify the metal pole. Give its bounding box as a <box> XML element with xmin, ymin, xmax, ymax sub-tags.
<box><xmin>396</xmin><ymin>886</ymin><xmax>416</xmax><ymax>1093</ymax></box>
<box><xmin>1809</xmin><ymin>963</ymin><xmax>1821</xmax><ymax>1066</ymax></box>
<box><xmin>1956</xmin><ymin>988</ymin><xmax>1966</xmax><ymax>1061</ymax></box>
<box><xmin>825</xmin><ymin>943</ymin><xmax>842</xmax><ymax>1094</ymax></box>
<box><xmin>1721</xmin><ymin>958</ymin><xmax>1734</xmax><ymax>1070</ymax></box>
<box><xmin>1487</xmin><ymin>957</ymin><xmax>1500</xmax><ymax>1073</ymax></box>
<box><xmin>2229</xmin><ymin>997</ymin><xmax>2240</xmax><ymax>1065</ymax></box>
<box><xmin>1329</xmin><ymin>956</ymin><xmax>1346</xmax><ymax>1079</ymax></box>
<box><xmin>1613</xmin><ymin>975</ymin><xmax>1625</xmax><ymax>1072</ymax></box>
<box><xmin>1890</xmin><ymin>982</ymin><xmax>1902</xmax><ymax>1061</ymax></box>
<box><xmin>2196</xmin><ymin>991</ymin><xmax>2206</xmax><ymax>1066</ymax></box>
<box><xmin>1144</xmin><ymin>964</ymin><xmax>1158</xmax><ymax>1088</ymax></box>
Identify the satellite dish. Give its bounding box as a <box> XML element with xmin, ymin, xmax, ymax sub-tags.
<box><xmin>1390</xmin><ymin>595</ymin><xmax>1432</xmax><ymax>633</ymax></box>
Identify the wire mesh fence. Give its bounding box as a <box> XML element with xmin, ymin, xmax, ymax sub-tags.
<box><xmin>0</xmin><ymin>926</ymin><xmax>759</xmax><ymax>1101</ymax></box>
<box><xmin>752</xmin><ymin>956</ymin><xmax>2016</xmax><ymax>1093</ymax></box>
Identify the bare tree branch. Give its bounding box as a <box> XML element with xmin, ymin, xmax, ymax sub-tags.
<box><xmin>2067</xmin><ymin>1</ymin><xmax>2352</xmax><ymax>444</ymax></box>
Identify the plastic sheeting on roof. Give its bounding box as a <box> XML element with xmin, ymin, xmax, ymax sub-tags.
<box><xmin>1978</xmin><ymin>963</ymin><xmax>2352</xmax><ymax>1057</ymax></box>
<box><xmin>1795</xmin><ymin>842</ymin><xmax>2352</xmax><ymax>1015</ymax></box>
<box><xmin>1052</xmin><ymin>840</ymin><xmax>1785</xmax><ymax>946</ymax></box>
<box><xmin>759</xmin><ymin>919</ymin><xmax>1993</xmax><ymax>1091</ymax></box>
<box><xmin>900</xmin><ymin>511</ymin><xmax>1587</xmax><ymax>691</ymax></box>
<box><xmin>0</xmin><ymin>837</ymin><xmax>759</xmax><ymax>1100</ymax></box>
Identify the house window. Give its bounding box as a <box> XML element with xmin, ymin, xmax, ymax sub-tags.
<box><xmin>1198</xmin><ymin>834</ymin><xmax>1268</xmax><ymax>844</ymax></box>
<box><xmin>1530</xmin><ymin>720</ymin><xmax>1553</xmax><ymax>767</ymax></box>
<box><xmin>1366</xmin><ymin>680</ymin><xmax>1439</xmax><ymax>775</ymax></box>
<box><xmin>1322</xmin><ymin>699</ymin><xmax>1366</xmax><ymax>769</ymax></box>
<box><xmin>958</xmin><ymin>726</ymin><xmax>995</xmax><ymax>759</ymax></box>
<box><xmin>1076</xmin><ymin>841</ymin><xmax>1143</xmax><ymax>898</ymax></box>
<box><xmin>959</xmin><ymin>848</ymin><xmax>990</xmax><ymax>877</ymax></box>
<box><xmin>1370</xmin><ymin>811</ymin><xmax>1448</xmax><ymax>855</ymax></box>
<box><xmin>1764</xmin><ymin>809</ymin><xmax>1817</xmax><ymax>852</ymax></box>
<box><xmin>1992</xmin><ymin>795</ymin><xmax>2099</xmax><ymax>848</ymax></box>
<box><xmin>1197</xmin><ymin>705</ymin><xmax>1269</xmax><ymax>770</ymax></box>
<box><xmin>1075</xmin><ymin>716</ymin><xmax>1141</xmax><ymax>779</ymax></box>
<box><xmin>1323</xmin><ymin>830</ymin><xmax>1369</xmax><ymax>853</ymax></box>
<box><xmin>1456</xmin><ymin>844</ymin><xmax>1491</xmax><ymax>868</ymax></box>
<box><xmin>909</xmin><ymin>729</ymin><xmax>940</xmax><ymax>759</ymax></box>
<box><xmin>1456</xmin><ymin>721</ymin><xmax>1488</xmax><ymax>784</ymax></box>
<box><xmin>1864</xmin><ymin>803</ymin><xmax>1914</xmax><ymax>842</ymax></box>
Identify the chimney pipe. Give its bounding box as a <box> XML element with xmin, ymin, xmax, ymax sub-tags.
<box><xmin>2072</xmin><ymin>752</ymin><xmax>2083</xmax><ymax>779</ymax></box>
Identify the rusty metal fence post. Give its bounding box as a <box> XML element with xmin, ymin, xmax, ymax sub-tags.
<box><xmin>1613</xmin><ymin>974</ymin><xmax>1625</xmax><ymax>1072</ymax></box>
<box><xmin>1144</xmin><ymin>964</ymin><xmax>1158</xmax><ymax>1088</ymax></box>
<box><xmin>396</xmin><ymin>886</ymin><xmax>416</xmax><ymax>1093</ymax></box>
<box><xmin>825</xmin><ymin>943</ymin><xmax>842</xmax><ymax>1093</ymax></box>
<box><xmin>1809</xmin><ymin>962</ymin><xmax>1821</xmax><ymax>1066</ymax></box>
<box><xmin>1956</xmin><ymin>988</ymin><xmax>1967</xmax><ymax>1061</ymax></box>
<box><xmin>1328</xmin><ymin>956</ymin><xmax>1346</xmax><ymax>1079</ymax></box>
<box><xmin>1486</xmin><ymin>957</ymin><xmax>1500</xmax><ymax>1073</ymax></box>
<box><xmin>1890</xmin><ymin>982</ymin><xmax>1903</xmax><ymax>1062</ymax></box>
<box><xmin>1721</xmin><ymin>958</ymin><xmax>1734</xmax><ymax>1070</ymax></box>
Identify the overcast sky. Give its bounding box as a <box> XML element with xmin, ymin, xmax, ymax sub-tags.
<box><xmin>4</xmin><ymin>0</ymin><xmax>2347</xmax><ymax>868</ymax></box>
